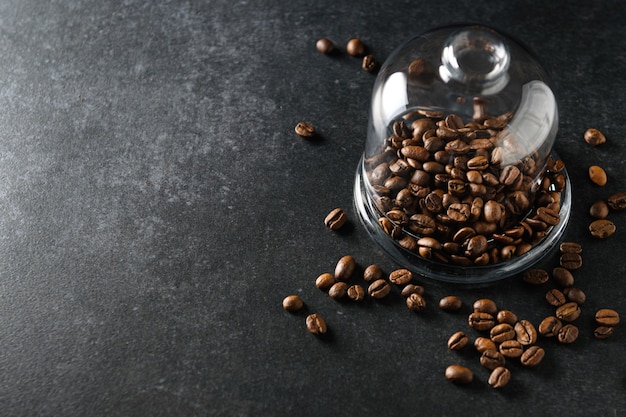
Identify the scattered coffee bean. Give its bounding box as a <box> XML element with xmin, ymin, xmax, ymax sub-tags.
<box><xmin>406</xmin><ymin>292</ymin><xmax>427</xmax><ymax>312</ymax></box>
<box><xmin>496</xmin><ymin>310</ymin><xmax>518</xmax><ymax>325</ymax></box>
<box><xmin>556</xmin><ymin>302</ymin><xmax>581</xmax><ymax>322</ymax></box>
<box><xmin>334</xmin><ymin>255</ymin><xmax>356</xmax><ymax>281</ymax></box>
<box><xmin>560</xmin><ymin>253</ymin><xmax>582</xmax><ymax>270</ymax></box>
<box><xmin>315</xmin><ymin>272</ymin><xmax>335</xmax><ymax>290</ymax></box>
<box><xmin>328</xmin><ymin>282</ymin><xmax>348</xmax><ymax>300</ymax></box>
<box><xmin>475</xmin><ymin>336</ymin><xmax>497</xmax><ymax>353</ymax></box>
<box><xmin>447</xmin><ymin>331</ymin><xmax>469</xmax><ymax>350</ymax></box>
<box><xmin>523</xmin><ymin>268</ymin><xmax>549</xmax><ymax>285</ymax></box>
<box><xmin>324</xmin><ymin>208</ymin><xmax>347</xmax><ymax>230</ymax></box>
<box><xmin>563</xmin><ymin>287</ymin><xmax>586</xmax><ymax>305</ymax></box>
<box><xmin>346</xmin><ymin>38</ymin><xmax>365</xmax><ymax>56</ymax></box>
<box><xmin>520</xmin><ymin>345</ymin><xmax>545</xmax><ymax>367</ymax></box>
<box><xmin>368</xmin><ymin>279</ymin><xmax>391</xmax><ymax>299</ymax></box>
<box><xmin>401</xmin><ymin>284</ymin><xmax>424</xmax><ymax>297</ymax></box>
<box><xmin>480</xmin><ymin>349</ymin><xmax>506</xmax><ymax>370</ymax></box>
<box><xmin>490</xmin><ymin>323</ymin><xmax>516</xmax><ymax>344</ymax></box>
<box><xmin>439</xmin><ymin>295</ymin><xmax>462</xmax><ymax>312</ymax></box>
<box><xmin>584</xmin><ymin>128</ymin><xmax>606</xmax><ymax>146</ymax></box>
<box><xmin>363</xmin><ymin>264</ymin><xmax>384</xmax><ymax>282</ymax></box>
<box><xmin>347</xmin><ymin>284</ymin><xmax>366</xmax><ymax>301</ymax></box>
<box><xmin>473</xmin><ymin>298</ymin><xmax>498</xmax><ymax>315</ymax></box>
<box><xmin>515</xmin><ymin>320</ymin><xmax>538</xmax><ymax>346</ymax></box>
<box><xmin>294</xmin><ymin>121</ymin><xmax>316</xmax><ymax>138</ymax></box>
<box><xmin>559</xmin><ymin>242</ymin><xmax>582</xmax><ymax>254</ymax></box>
<box><xmin>607</xmin><ymin>192</ymin><xmax>626</xmax><ymax>210</ymax></box>
<box><xmin>389</xmin><ymin>268</ymin><xmax>413</xmax><ymax>285</ymax></box>
<box><xmin>282</xmin><ymin>295</ymin><xmax>304</xmax><ymax>312</ymax></box>
<box><xmin>316</xmin><ymin>38</ymin><xmax>335</xmax><ymax>54</ymax></box>
<box><xmin>589</xmin><ymin>165</ymin><xmax>608</xmax><ymax>186</ymax></box>
<box><xmin>589</xmin><ymin>219</ymin><xmax>616</xmax><ymax>238</ymax></box>
<box><xmin>499</xmin><ymin>339</ymin><xmax>524</xmax><ymax>358</ymax></box>
<box><xmin>468</xmin><ymin>311</ymin><xmax>496</xmax><ymax>332</ymax></box>
<box><xmin>488</xmin><ymin>366</ymin><xmax>511</xmax><ymax>388</ymax></box>
<box><xmin>594</xmin><ymin>326</ymin><xmax>614</xmax><ymax>339</ymax></box>
<box><xmin>595</xmin><ymin>309</ymin><xmax>620</xmax><ymax>326</ymax></box>
<box><xmin>557</xmin><ymin>324</ymin><xmax>579</xmax><ymax>344</ymax></box>
<box><xmin>589</xmin><ymin>200</ymin><xmax>610</xmax><ymax>219</ymax></box>
<box><xmin>362</xmin><ymin>54</ymin><xmax>377</xmax><ymax>72</ymax></box>
<box><xmin>306</xmin><ymin>313</ymin><xmax>327</xmax><ymax>335</ymax></box>
<box><xmin>538</xmin><ymin>316</ymin><xmax>562</xmax><ymax>337</ymax></box>
<box><xmin>552</xmin><ymin>267</ymin><xmax>575</xmax><ymax>287</ymax></box>
<box><xmin>546</xmin><ymin>288</ymin><xmax>566</xmax><ymax>307</ymax></box>
<box><xmin>445</xmin><ymin>365</ymin><xmax>473</xmax><ymax>384</ymax></box>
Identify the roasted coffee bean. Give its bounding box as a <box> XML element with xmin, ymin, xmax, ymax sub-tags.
<box><xmin>563</xmin><ymin>287</ymin><xmax>586</xmax><ymax>305</ymax></box>
<box><xmin>328</xmin><ymin>282</ymin><xmax>348</xmax><ymax>300</ymax></box>
<box><xmin>552</xmin><ymin>267</ymin><xmax>574</xmax><ymax>287</ymax></box>
<box><xmin>475</xmin><ymin>337</ymin><xmax>497</xmax><ymax>353</ymax></box>
<box><xmin>334</xmin><ymin>255</ymin><xmax>356</xmax><ymax>281</ymax></box>
<box><xmin>465</xmin><ymin>235</ymin><xmax>488</xmax><ymax>258</ymax></box>
<box><xmin>557</xmin><ymin>324</ymin><xmax>579</xmax><ymax>344</ymax></box>
<box><xmin>490</xmin><ymin>323</ymin><xmax>516</xmax><ymax>344</ymax></box>
<box><xmin>496</xmin><ymin>310</ymin><xmax>518</xmax><ymax>325</ymax></box>
<box><xmin>560</xmin><ymin>253</ymin><xmax>582</xmax><ymax>270</ymax></box>
<box><xmin>346</xmin><ymin>38</ymin><xmax>365</xmax><ymax>56</ymax></box>
<box><xmin>480</xmin><ymin>349</ymin><xmax>506</xmax><ymax>370</ymax></box>
<box><xmin>362</xmin><ymin>54</ymin><xmax>377</xmax><ymax>72</ymax></box>
<box><xmin>499</xmin><ymin>165</ymin><xmax>521</xmax><ymax>186</ymax></box>
<box><xmin>584</xmin><ymin>128</ymin><xmax>606</xmax><ymax>146</ymax></box>
<box><xmin>282</xmin><ymin>295</ymin><xmax>304</xmax><ymax>312</ymax></box>
<box><xmin>556</xmin><ymin>302</ymin><xmax>581</xmax><ymax>322</ymax></box>
<box><xmin>514</xmin><ymin>320</ymin><xmax>537</xmax><ymax>345</ymax></box>
<box><xmin>488</xmin><ymin>366</ymin><xmax>511</xmax><ymax>388</ymax></box>
<box><xmin>363</xmin><ymin>264</ymin><xmax>384</xmax><ymax>282</ymax></box>
<box><xmin>546</xmin><ymin>288</ymin><xmax>566</xmax><ymax>307</ymax></box>
<box><xmin>559</xmin><ymin>241</ymin><xmax>582</xmax><ymax>254</ymax></box>
<box><xmin>316</xmin><ymin>38</ymin><xmax>335</xmax><ymax>54</ymax></box>
<box><xmin>595</xmin><ymin>309</ymin><xmax>620</xmax><ymax>326</ymax></box>
<box><xmin>589</xmin><ymin>165</ymin><xmax>608</xmax><ymax>186</ymax></box>
<box><xmin>315</xmin><ymin>273</ymin><xmax>335</xmax><ymax>290</ymax></box>
<box><xmin>401</xmin><ymin>284</ymin><xmax>424</xmax><ymax>297</ymax></box>
<box><xmin>520</xmin><ymin>345</ymin><xmax>545</xmax><ymax>367</ymax></box>
<box><xmin>473</xmin><ymin>298</ymin><xmax>498</xmax><ymax>315</ymax></box>
<box><xmin>607</xmin><ymin>192</ymin><xmax>626</xmax><ymax>210</ymax></box>
<box><xmin>447</xmin><ymin>203</ymin><xmax>470</xmax><ymax>222</ymax></box>
<box><xmin>295</xmin><ymin>121</ymin><xmax>316</xmax><ymax>137</ymax></box>
<box><xmin>401</xmin><ymin>145</ymin><xmax>430</xmax><ymax>161</ymax></box>
<box><xmin>468</xmin><ymin>312</ymin><xmax>496</xmax><ymax>331</ymax></box>
<box><xmin>306</xmin><ymin>313</ymin><xmax>327</xmax><ymax>335</ymax></box>
<box><xmin>445</xmin><ymin>365</ymin><xmax>473</xmax><ymax>384</ymax></box>
<box><xmin>594</xmin><ymin>326</ymin><xmax>614</xmax><ymax>339</ymax></box>
<box><xmin>589</xmin><ymin>219</ymin><xmax>616</xmax><ymax>238</ymax></box>
<box><xmin>536</xmin><ymin>207</ymin><xmax>560</xmax><ymax>226</ymax></box>
<box><xmin>538</xmin><ymin>316</ymin><xmax>562</xmax><ymax>337</ymax></box>
<box><xmin>499</xmin><ymin>340</ymin><xmax>524</xmax><ymax>358</ymax></box>
<box><xmin>406</xmin><ymin>292</ymin><xmax>427</xmax><ymax>312</ymax></box>
<box><xmin>483</xmin><ymin>200</ymin><xmax>504</xmax><ymax>223</ymax></box>
<box><xmin>347</xmin><ymin>284</ymin><xmax>366</xmax><ymax>301</ymax></box>
<box><xmin>523</xmin><ymin>268</ymin><xmax>549</xmax><ymax>285</ymax></box>
<box><xmin>389</xmin><ymin>268</ymin><xmax>413</xmax><ymax>285</ymax></box>
<box><xmin>439</xmin><ymin>295</ymin><xmax>462</xmax><ymax>312</ymax></box>
<box><xmin>324</xmin><ymin>208</ymin><xmax>348</xmax><ymax>230</ymax></box>
<box><xmin>589</xmin><ymin>200</ymin><xmax>610</xmax><ymax>219</ymax></box>
<box><xmin>368</xmin><ymin>279</ymin><xmax>391</xmax><ymax>299</ymax></box>
<box><xmin>447</xmin><ymin>331</ymin><xmax>469</xmax><ymax>350</ymax></box>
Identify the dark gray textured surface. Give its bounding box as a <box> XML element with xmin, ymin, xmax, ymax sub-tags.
<box><xmin>0</xmin><ymin>1</ymin><xmax>625</xmax><ymax>416</ymax></box>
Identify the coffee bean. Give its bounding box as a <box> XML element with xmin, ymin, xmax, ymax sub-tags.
<box><xmin>563</xmin><ymin>287</ymin><xmax>586</xmax><ymax>305</ymax></box>
<box><xmin>439</xmin><ymin>295</ymin><xmax>462</xmax><ymax>312</ymax></box>
<box><xmin>368</xmin><ymin>279</ymin><xmax>391</xmax><ymax>299</ymax></box>
<box><xmin>594</xmin><ymin>326</ymin><xmax>614</xmax><ymax>339</ymax></box>
<box><xmin>282</xmin><ymin>295</ymin><xmax>304</xmax><ymax>312</ymax></box>
<box><xmin>589</xmin><ymin>200</ymin><xmax>610</xmax><ymax>219</ymax></box>
<box><xmin>475</xmin><ymin>337</ymin><xmax>497</xmax><ymax>353</ymax></box>
<box><xmin>328</xmin><ymin>282</ymin><xmax>348</xmax><ymax>300</ymax></box>
<box><xmin>523</xmin><ymin>269</ymin><xmax>549</xmax><ymax>285</ymax></box>
<box><xmin>324</xmin><ymin>208</ymin><xmax>347</xmax><ymax>231</ymax></box>
<box><xmin>556</xmin><ymin>302</ymin><xmax>581</xmax><ymax>322</ymax></box>
<box><xmin>490</xmin><ymin>323</ymin><xmax>516</xmax><ymax>344</ymax></box>
<box><xmin>496</xmin><ymin>310</ymin><xmax>518</xmax><ymax>325</ymax></box>
<box><xmin>447</xmin><ymin>331</ymin><xmax>469</xmax><ymax>350</ymax></box>
<box><xmin>584</xmin><ymin>128</ymin><xmax>606</xmax><ymax>146</ymax></box>
<box><xmin>334</xmin><ymin>255</ymin><xmax>356</xmax><ymax>281</ymax></box>
<box><xmin>401</xmin><ymin>284</ymin><xmax>425</xmax><ymax>297</ymax></box>
<box><xmin>546</xmin><ymin>288</ymin><xmax>566</xmax><ymax>307</ymax></box>
<box><xmin>488</xmin><ymin>366</ymin><xmax>511</xmax><ymax>388</ymax></box>
<box><xmin>589</xmin><ymin>219</ymin><xmax>616</xmax><ymax>238</ymax></box>
<box><xmin>499</xmin><ymin>340</ymin><xmax>524</xmax><ymax>358</ymax></box>
<box><xmin>608</xmin><ymin>192</ymin><xmax>626</xmax><ymax>210</ymax></box>
<box><xmin>295</xmin><ymin>121</ymin><xmax>316</xmax><ymax>138</ymax></box>
<box><xmin>315</xmin><ymin>273</ymin><xmax>335</xmax><ymax>290</ymax></box>
<box><xmin>552</xmin><ymin>267</ymin><xmax>575</xmax><ymax>287</ymax></box>
<box><xmin>306</xmin><ymin>313</ymin><xmax>327</xmax><ymax>335</ymax></box>
<box><xmin>362</xmin><ymin>54</ymin><xmax>377</xmax><ymax>72</ymax></box>
<box><xmin>595</xmin><ymin>309</ymin><xmax>620</xmax><ymax>326</ymax></box>
<box><xmin>520</xmin><ymin>345</ymin><xmax>545</xmax><ymax>367</ymax></box>
<box><xmin>557</xmin><ymin>324</ymin><xmax>579</xmax><ymax>344</ymax></box>
<box><xmin>445</xmin><ymin>365</ymin><xmax>473</xmax><ymax>384</ymax></box>
<box><xmin>347</xmin><ymin>284</ymin><xmax>366</xmax><ymax>302</ymax></box>
<box><xmin>346</xmin><ymin>38</ymin><xmax>365</xmax><ymax>56</ymax></box>
<box><xmin>406</xmin><ymin>292</ymin><xmax>426</xmax><ymax>312</ymax></box>
<box><xmin>468</xmin><ymin>312</ymin><xmax>496</xmax><ymax>331</ymax></box>
<box><xmin>514</xmin><ymin>320</ymin><xmax>538</xmax><ymax>345</ymax></box>
<box><xmin>389</xmin><ymin>268</ymin><xmax>413</xmax><ymax>285</ymax></box>
<box><xmin>538</xmin><ymin>316</ymin><xmax>562</xmax><ymax>337</ymax></box>
<box><xmin>560</xmin><ymin>253</ymin><xmax>582</xmax><ymax>270</ymax></box>
<box><xmin>316</xmin><ymin>38</ymin><xmax>335</xmax><ymax>54</ymax></box>
<box><xmin>363</xmin><ymin>264</ymin><xmax>384</xmax><ymax>282</ymax></box>
<box><xmin>589</xmin><ymin>165</ymin><xmax>608</xmax><ymax>186</ymax></box>
<box><xmin>473</xmin><ymin>298</ymin><xmax>498</xmax><ymax>315</ymax></box>
<box><xmin>480</xmin><ymin>349</ymin><xmax>506</xmax><ymax>370</ymax></box>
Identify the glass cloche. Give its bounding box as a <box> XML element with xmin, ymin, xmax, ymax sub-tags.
<box><xmin>354</xmin><ymin>24</ymin><xmax>571</xmax><ymax>284</ymax></box>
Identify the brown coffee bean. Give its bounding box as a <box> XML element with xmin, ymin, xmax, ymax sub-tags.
<box><xmin>306</xmin><ymin>313</ymin><xmax>327</xmax><ymax>335</ymax></box>
<box><xmin>499</xmin><ymin>340</ymin><xmax>524</xmax><ymax>358</ymax></box>
<box><xmin>499</xmin><ymin>165</ymin><xmax>521</xmax><ymax>186</ymax></box>
<box><xmin>589</xmin><ymin>200</ymin><xmax>610</xmax><ymax>219</ymax></box>
<box><xmin>346</xmin><ymin>38</ymin><xmax>365</xmax><ymax>56</ymax></box>
<box><xmin>347</xmin><ymin>284</ymin><xmax>366</xmax><ymax>301</ymax></box>
<box><xmin>594</xmin><ymin>326</ymin><xmax>614</xmax><ymax>339</ymax></box>
<box><xmin>560</xmin><ymin>253</ymin><xmax>582</xmax><ymax>270</ymax></box>
<box><xmin>546</xmin><ymin>288</ymin><xmax>566</xmax><ymax>307</ymax></box>
<box><xmin>480</xmin><ymin>349</ymin><xmax>506</xmax><ymax>370</ymax></box>
<box><xmin>368</xmin><ymin>279</ymin><xmax>391</xmax><ymax>299</ymax></box>
<box><xmin>389</xmin><ymin>268</ymin><xmax>413</xmax><ymax>285</ymax></box>
<box><xmin>496</xmin><ymin>310</ymin><xmax>518</xmax><ymax>325</ymax></box>
<box><xmin>447</xmin><ymin>331</ymin><xmax>469</xmax><ymax>350</ymax></box>
<box><xmin>401</xmin><ymin>284</ymin><xmax>424</xmax><ymax>297</ymax></box>
<box><xmin>473</xmin><ymin>298</ymin><xmax>498</xmax><ymax>315</ymax></box>
<box><xmin>316</xmin><ymin>38</ymin><xmax>335</xmax><ymax>54</ymax></box>
<box><xmin>584</xmin><ymin>128</ymin><xmax>606</xmax><ymax>146</ymax></box>
<box><xmin>334</xmin><ymin>255</ymin><xmax>356</xmax><ymax>281</ymax></box>
<box><xmin>559</xmin><ymin>241</ymin><xmax>582</xmax><ymax>254</ymax></box>
<box><xmin>363</xmin><ymin>264</ymin><xmax>384</xmax><ymax>282</ymax></box>
<box><xmin>520</xmin><ymin>345</ymin><xmax>545</xmax><ymax>367</ymax></box>
<box><xmin>538</xmin><ymin>316</ymin><xmax>562</xmax><ymax>337</ymax></box>
<box><xmin>324</xmin><ymin>208</ymin><xmax>347</xmax><ymax>230</ymax></box>
<box><xmin>315</xmin><ymin>273</ymin><xmax>335</xmax><ymax>290</ymax></box>
<box><xmin>608</xmin><ymin>192</ymin><xmax>626</xmax><ymax>210</ymax></box>
<box><xmin>401</xmin><ymin>145</ymin><xmax>430</xmax><ymax>161</ymax></box>
<box><xmin>483</xmin><ymin>200</ymin><xmax>504</xmax><ymax>223</ymax></box>
<box><xmin>563</xmin><ymin>287</ymin><xmax>586</xmax><ymax>305</ymax></box>
<box><xmin>468</xmin><ymin>312</ymin><xmax>496</xmax><ymax>331</ymax></box>
<box><xmin>406</xmin><ymin>292</ymin><xmax>427</xmax><ymax>312</ymax></box>
<box><xmin>488</xmin><ymin>366</ymin><xmax>511</xmax><ymax>388</ymax></box>
<box><xmin>552</xmin><ymin>267</ymin><xmax>575</xmax><ymax>287</ymax></box>
<box><xmin>514</xmin><ymin>320</ymin><xmax>537</xmax><ymax>345</ymax></box>
<box><xmin>475</xmin><ymin>337</ymin><xmax>497</xmax><ymax>353</ymax></box>
<box><xmin>445</xmin><ymin>365</ymin><xmax>473</xmax><ymax>384</ymax></box>
<box><xmin>536</xmin><ymin>207</ymin><xmax>560</xmax><ymax>226</ymax></box>
<box><xmin>282</xmin><ymin>295</ymin><xmax>304</xmax><ymax>312</ymax></box>
<box><xmin>295</xmin><ymin>121</ymin><xmax>316</xmax><ymax>137</ymax></box>
<box><xmin>557</xmin><ymin>324</ymin><xmax>579</xmax><ymax>344</ymax></box>
<box><xmin>595</xmin><ymin>309</ymin><xmax>620</xmax><ymax>326</ymax></box>
<box><xmin>589</xmin><ymin>165</ymin><xmax>608</xmax><ymax>186</ymax></box>
<box><xmin>490</xmin><ymin>323</ymin><xmax>516</xmax><ymax>344</ymax></box>
<box><xmin>328</xmin><ymin>282</ymin><xmax>348</xmax><ymax>300</ymax></box>
<box><xmin>362</xmin><ymin>54</ymin><xmax>377</xmax><ymax>72</ymax></box>
<box><xmin>556</xmin><ymin>302</ymin><xmax>581</xmax><ymax>322</ymax></box>
<box><xmin>439</xmin><ymin>295</ymin><xmax>462</xmax><ymax>312</ymax></box>
<box><xmin>589</xmin><ymin>219</ymin><xmax>616</xmax><ymax>238</ymax></box>
<box><xmin>523</xmin><ymin>268</ymin><xmax>549</xmax><ymax>285</ymax></box>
